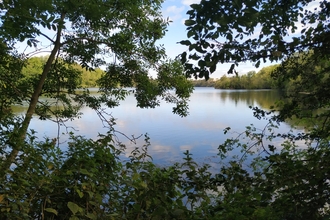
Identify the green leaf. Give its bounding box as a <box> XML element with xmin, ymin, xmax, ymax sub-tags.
<box><xmin>86</xmin><ymin>213</ymin><xmax>97</xmax><ymax>219</ymax></box>
<box><xmin>44</xmin><ymin>208</ymin><xmax>58</xmax><ymax>215</ymax></box>
<box><xmin>227</xmin><ymin>64</ymin><xmax>235</xmax><ymax>74</ymax></box>
<box><xmin>198</xmin><ymin>60</ymin><xmax>206</xmax><ymax>68</ymax></box>
<box><xmin>53</xmin><ymin>18</ymin><xmax>62</xmax><ymax>23</ymax></box>
<box><xmin>186</xmin><ymin>9</ymin><xmax>195</xmax><ymax>15</ymax></box>
<box><xmin>132</xmin><ymin>172</ymin><xmax>140</xmax><ymax>181</ymax></box>
<box><xmin>180</xmin><ymin>52</ymin><xmax>187</xmax><ymax>63</ymax></box>
<box><xmin>86</xmin><ymin>190</ymin><xmax>94</xmax><ymax>198</ymax></box>
<box><xmin>190</xmin><ymin>4</ymin><xmax>200</xmax><ymax>10</ymax></box>
<box><xmin>227</xmin><ymin>33</ymin><xmax>233</xmax><ymax>41</ymax></box>
<box><xmin>172</xmin><ymin>208</ymin><xmax>184</xmax><ymax>216</ymax></box>
<box><xmin>189</xmin><ymin>44</ymin><xmax>196</xmax><ymax>51</ymax></box>
<box><xmin>187</xmin><ymin>30</ymin><xmax>195</xmax><ymax>38</ymax></box>
<box><xmin>75</xmin><ymin>188</ymin><xmax>83</xmax><ymax>198</ymax></box>
<box><xmin>184</xmin><ymin>20</ymin><xmax>196</xmax><ymax>26</ymax></box>
<box><xmin>195</xmin><ymin>46</ymin><xmax>206</xmax><ymax>54</ymax></box>
<box><xmin>179</xmin><ymin>40</ymin><xmax>191</xmax><ymax>46</ymax></box>
<box><xmin>48</xmin><ymin>15</ymin><xmax>55</xmax><ymax>22</ymax></box>
<box><xmin>67</xmin><ymin>202</ymin><xmax>80</xmax><ymax>215</ymax></box>
<box><xmin>80</xmin><ymin>168</ymin><xmax>91</xmax><ymax>176</ymax></box>
<box><xmin>140</xmin><ymin>181</ymin><xmax>147</xmax><ymax>188</ymax></box>
<box><xmin>210</xmin><ymin>64</ymin><xmax>216</xmax><ymax>73</ymax></box>
<box><xmin>255</xmin><ymin>60</ymin><xmax>261</xmax><ymax>68</ymax></box>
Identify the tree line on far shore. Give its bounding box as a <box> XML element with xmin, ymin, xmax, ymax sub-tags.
<box><xmin>22</xmin><ymin>57</ymin><xmax>282</xmax><ymax>90</ymax></box>
<box><xmin>190</xmin><ymin>65</ymin><xmax>280</xmax><ymax>89</ymax></box>
<box><xmin>22</xmin><ymin>56</ymin><xmax>104</xmax><ymax>88</ymax></box>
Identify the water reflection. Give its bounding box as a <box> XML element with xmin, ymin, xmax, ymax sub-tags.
<box><xmin>24</xmin><ymin>88</ymin><xmax>292</xmax><ymax>165</ymax></box>
<box><xmin>218</xmin><ymin>89</ymin><xmax>281</xmax><ymax>109</ymax></box>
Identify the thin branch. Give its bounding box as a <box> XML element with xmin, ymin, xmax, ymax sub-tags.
<box><xmin>93</xmin><ymin>107</ymin><xmax>143</xmax><ymax>144</ymax></box>
<box><xmin>39</xmin><ymin>32</ymin><xmax>55</xmax><ymax>44</ymax></box>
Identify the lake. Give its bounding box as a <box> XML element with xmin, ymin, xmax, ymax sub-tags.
<box><xmin>20</xmin><ymin>88</ymin><xmax>296</xmax><ymax>166</ymax></box>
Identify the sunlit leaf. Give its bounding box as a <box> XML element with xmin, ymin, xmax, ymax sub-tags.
<box><xmin>44</xmin><ymin>208</ymin><xmax>58</xmax><ymax>215</ymax></box>
<box><xmin>67</xmin><ymin>202</ymin><xmax>79</xmax><ymax>215</ymax></box>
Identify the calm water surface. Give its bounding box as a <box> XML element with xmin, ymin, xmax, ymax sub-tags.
<box><xmin>25</xmin><ymin>88</ymin><xmax>295</xmax><ymax>165</ymax></box>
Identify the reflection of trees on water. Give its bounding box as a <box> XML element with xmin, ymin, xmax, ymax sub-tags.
<box><xmin>286</xmin><ymin>108</ymin><xmax>330</xmax><ymax>131</ymax></box>
<box><xmin>218</xmin><ymin>89</ymin><xmax>282</xmax><ymax>110</ymax></box>
<box><xmin>11</xmin><ymin>105</ymin><xmax>27</xmax><ymax>115</ymax></box>
<box><xmin>217</xmin><ymin>89</ymin><xmax>329</xmax><ymax>131</ymax></box>
<box><xmin>11</xmin><ymin>100</ymin><xmax>68</xmax><ymax>115</ymax></box>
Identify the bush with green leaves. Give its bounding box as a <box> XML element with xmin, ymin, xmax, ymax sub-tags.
<box><xmin>2</xmin><ymin>112</ymin><xmax>330</xmax><ymax>219</ymax></box>
<box><xmin>0</xmin><ymin>129</ymin><xmax>215</xmax><ymax>219</ymax></box>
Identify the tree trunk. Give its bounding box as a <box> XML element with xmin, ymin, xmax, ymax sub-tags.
<box><xmin>1</xmin><ymin>13</ymin><xmax>65</xmax><ymax>174</ymax></box>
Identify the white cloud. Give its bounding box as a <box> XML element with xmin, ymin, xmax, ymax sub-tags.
<box><xmin>163</xmin><ymin>5</ymin><xmax>185</xmax><ymax>22</ymax></box>
<box><xmin>166</xmin><ymin>5</ymin><xmax>185</xmax><ymax>14</ymax></box>
<box><xmin>180</xmin><ymin>145</ymin><xmax>193</xmax><ymax>151</ymax></box>
<box><xmin>152</xmin><ymin>144</ymin><xmax>172</xmax><ymax>153</ymax></box>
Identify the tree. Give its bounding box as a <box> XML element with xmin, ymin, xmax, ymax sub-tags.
<box><xmin>0</xmin><ymin>1</ymin><xmax>198</xmax><ymax>218</ymax></box>
<box><xmin>180</xmin><ymin>0</ymin><xmax>329</xmax><ymax>79</ymax></box>
<box><xmin>179</xmin><ymin>0</ymin><xmax>330</xmax><ymax>218</ymax></box>
<box><xmin>0</xmin><ymin>0</ymin><xmax>193</xmax><ymax>173</ymax></box>
<box><xmin>180</xmin><ymin>0</ymin><xmax>330</xmax><ymax>129</ymax></box>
